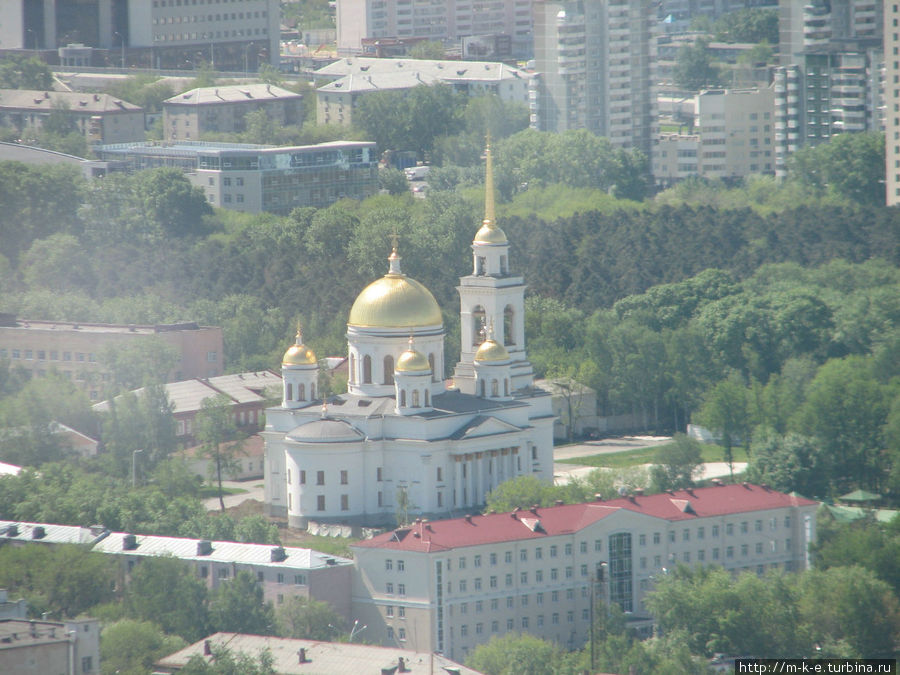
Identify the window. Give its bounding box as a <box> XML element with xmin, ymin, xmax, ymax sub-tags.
<box><xmin>387</xmin><ymin>627</ymin><xmax>394</xmax><ymax>639</ymax></box>
<box><xmin>489</xmin><ymin>575</ymin><xmax>497</xmax><ymax>588</ymax></box>
<box><xmin>459</xmin><ymin>579</ymin><xmax>467</xmax><ymax>592</ymax></box>
<box><xmin>475</xmin><ymin>600</ymin><xmax>483</xmax><ymax>613</ymax></box>
<box><xmin>755</xmin><ymin>520</ymin><xmax>762</xmax><ymax>532</ymax></box>
<box><xmin>299</xmin><ymin>470</ymin><xmax>306</xmax><ymax>484</ymax></box>
<box><xmin>535</xmin><ymin>547</ymin><xmax>543</xmax><ymax>559</ymax></box>
<box><xmin>294</xmin><ymin>574</ymin><xmax>305</xmax><ymax>585</ymax></box>
<box><xmin>386</xmin><ymin>559</ymin><xmax>393</xmax><ymax>571</ymax></box>
<box><xmin>550</xmin><ymin>569</ymin><xmax>558</xmax><ymax>581</ymax></box>
<box><xmin>741</xmin><ymin>522</ymin><xmax>748</xmax><ymax>534</ymax></box>
<box><xmin>638</xmin><ymin>534</ymin><xmax>645</xmax><ymax>546</ymax></box>
<box><xmin>550</xmin><ymin>545</ymin><xmax>557</xmax><ymax>557</ymax></box>
<box><xmin>551</xmin><ymin>590</ymin><xmax>558</xmax><ymax>602</ymax></box>
<box><xmin>712</xmin><ymin>525</ymin><xmax>719</xmax><ymax>537</ymax></box>
<box><xmin>317</xmin><ymin>471</ymin><xmax>325</xmax><ymax>485</ymax></box>
<box><xmin>490</xmin><ymin>553</ymin><xmax>497</xmax><ymax>565</ymax></box>
<box><xmin>741</xmin><ymin>544</ymin><xmax>749</xmax><ymax>556</ymax></box>
<box><xmin>580</xmin><ymin>541</ymin><xmax>587</xmax><ymax>554</ymax></box>
<box><xmin>653</xmin><ymin>532</ymin><xmax>660</xmax><ymax>545</ymax></box>
<box><xmin>756</xmin><ymin>542</ymin><xmax>763</xmax><ymax>554</ymax></box>
<box><xmin>521</xmin><ymin>572</ymin><xmax>528</xmax><ymax>584</ymax></box>
<box><xmin>698</xmin><ymin>527</ymin><xmax>705</xmax><ymax>540</ymax></box>
<box><xmin>398</xmin><ymin>627</ymin><xmax>406</xmax><ymax>640</ymax></box>
<box><xmin>669</xmin><ymin>531</ymin><xmax>675</xmax><ymax>543</ymax></box>
<box><xmin>726</xmin><ymin>546</ymin><xmax>734</xmax><ymax>559</ymax></box>
<box><xmin>712</xmin><ymin>548</ymin><xmax>720</xmax><ymax>560</ymax></box>
<box><xmin>474</xmin><ymin>555</ymin><xmax>482</xmax><ymax>567</ymax></box>
<box><xmin>459</xmin><ymin>556</ymin><xmax>466</xmax><ymax>569</ymax></box>
<box><xmin>277</xmin><ymin>573</ymin><xmax>284</xmax><ymax>584</ymax></box>
<box><xmin>505</xmin><ymin>551</ymin><xmax>512</xmax><ymax>563</ymax></box>
<box><xmin>316</xmin><ymin>495</ymin><xmax>325</xmax><ymax>511</ymax></box>
<box><xmin>340</xmin><ymin>470</ymin><xmax>348</xmax><ymax>485</ymax></box>
<box><xmin>377</xmin><ymin>467</ymin><xmax>383</xmax><ymax>481</ymax></box>
<box><xmin>726</xmin><ymin>523</ymin><xmax>734</xmax><ymax>536</ymax></box>
<box><xmin>82</xmin><ymin>656</ymin><xmax>93</xmax><ymax>673</ymax></box>
<box><xmin>340</xmin><ymin>494</ymin><xmax>349</xmax><ymax>511</ymax></box>
<box><xmin>505</xmin><ymin>574</ymin><xmax>512</xmax><ymax>586</ymax></box>
<box><xmin>387</xmin><ymin>582</ymin><xmax>394</xmax><ymax>594</ymax></box>
<box><xmin>520</xmin><ymin>549</ymin><xmax>527</xmax><ymax>561</ymax></box>
<box><xmin>207</xmin><ymin>350</ymin><xmax>217</xmax><ymax>362</ymax></box>
<box><xmin>398</xmin><ymin>584</ymin><xmax>406</xmax><ymax>595</ymax></box>
<box><xmin>386</xmin><ymin>605</ymin><xmax>394</xmax><ymax>617</ymax></box>
<box><xmin>474</xmin><ymin>578</ymin><xmax>481</xmax><ymax>590</ymax></box>
<box><xmin>363</xmin><ymin>355</ymin><xmax>372</xmax><ymax>383</ymax></box>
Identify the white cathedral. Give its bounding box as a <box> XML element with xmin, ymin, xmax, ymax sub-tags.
<box><xmin>263</xmin><ymin>146</ymin><xmax>555</xmax><ymax>528</ymax></box>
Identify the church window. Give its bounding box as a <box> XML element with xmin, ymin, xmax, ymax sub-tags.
<box><xmin>504</xmin><ymin>379</ymin><xmax>509</xmax><ymax>396</ymax></box>
<box><xmin>412</xmin><ymin>390</ymin><xmax>420</xmax><ymax>407</ymax></box>
<box><xmin>341</xmin><ymin>494</ymin><xmax>349</xmax><ymax>510</ymax></box>
<box><xmin>504</xmin><ymin>306</ymin><xmax>515</xmax><ymax>345</ymax></box>
<box><xmin>300</xmin><ymin>470</ymin><xmax>306</xmax><ymax>484</ymax></box>
<box><xmin>340</xmin><ymin>470</ymin><xmax>348</xmax><ymax>485</ymax></box>
<box><xmin>349</xmin><ymin>355</ymin><xmax>356</xmax><ymax>383</ymax></box>
<box><xmin>286</xmin><ymin>383</ymin><xmax>292</xmax><ymax>400</ymax></box>
<box><xmin>429</xmin><ymin>353</ymin><xmax>436</xmax><ymax>382</ymax></box>
<box><xmin>424</xmin><ymin>390</ymin><xmax>430</xmax><ymax>406</ymax></box>
<box><xmin>311</xmin><ymin>384</ymin><xmax>316</xmax><ymax>399</ymax></box>
<box><xmin>479</xmin><ymin>379</ymin><xmax>486</xmax><ymax>397</ymax></box>
<box><xmin>475</xmin><ymin>256</ymin><xmax>486</xmax><ymax>275</ymax></box>
<box><xmin>363</xmin><ymin>355</ymin><xmax>372</xmax><ymax>383</ymax></box>
<box><xmin>400</xmin><ymin>390</ymin><xmax>406</xmax><ymax>406</ymax></box>
<box><xmin>472</xmin><ymin>306</ymin><xmax>486</xmax><ymax>344</ymax></box>
<box><xmin>383</xmin><ymin>355</ymin><xmax>394</xmax><ymax>385</ymax></box>
<box><xmin>298</xmin><ymin>383</ymin><xmax>305</xmax><ymax>401</ymax></box>
<box><xmin>500</xmin><ymin>255</ymin><xmax>508</xmax><ymax>275</ymax></box>
<box><xmin>491</xmin><ymin>379</ymin><xmax>498</xmax><ymax>397</ymax></box>
<box><xmin>438</xmin><ymin>491</ymin><xmax>443</xmax><ymax>507</ymax></box>
<box><xmin>437</xmin><ymin>467</ymin><xmax>443</xmax><ymax>482</ymax></box>
<box><xmin>377</xmin><ymin>467</ymin><xmax>383</xmax><ymax>481</ymax></box>
<box><xmin>317</xmin><ymin>495</ymin><xmax>325</xmax><ymax>511</ymax></box>
<box><xmin>317</xmin><ymin>470</ymin><xmax>325</xmax><ymax>485</ymax></box>
<box><xmin>378</xmin><ymin>491</ymin><xmax>383</xmax><ymax>506</ymax></box>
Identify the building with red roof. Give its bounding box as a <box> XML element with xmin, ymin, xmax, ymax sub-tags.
<box><xmin>350</xmin><ymin>483</ymin><xmax>818</xmax><ymax>662</ymax></box>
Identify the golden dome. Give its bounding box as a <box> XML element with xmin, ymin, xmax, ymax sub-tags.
<box><xmin>283</xmin><ymin>329</ymin><xmax>317</xmax><ymax>365</ymax></box>
<box><xmin>348</xmin><ymin>273</ymin><xmax>442</xmax><ymax>328</ymax></box>
<box><xmin>397</xmin><ymin>348</ymin><xmax>430</xmax><ymax>372</ymax></box>
<box><xmin>475</xmin><ymin>338</ymin><xmax>509</xmax><ymax>363</ymax></box>
<box><xmin>474</xmin><ymin>222</ymin><xmax>508</xmax><ymax>245</ymax></box>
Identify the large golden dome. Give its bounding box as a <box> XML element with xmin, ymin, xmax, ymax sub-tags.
<box><xmin>348</xmin><ymin>273</ymin><xmax>442</xmax><ymax>328</ymax></box>
<box><xmin>474</xmin><ymin>221</ymin><xmax>508</xmax><ymax>244</ymax></box>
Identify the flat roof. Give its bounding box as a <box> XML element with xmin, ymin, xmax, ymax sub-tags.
<box><xmin>0</xmin><ymin>319</ymin><xmax>216</xmax><ymax>335</ymax></box>
<box><xmin>156</xmin><ymin>632</ymin><xmax>484</xmax><ymax>674</ymax></box>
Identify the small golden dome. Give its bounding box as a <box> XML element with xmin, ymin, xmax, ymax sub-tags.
<box><xmin>348</xmin><ymin>274</ymin><xmax>442</xmax><ymax>328</ymax></box>
<box><xmin>475</xmin><ymin>338</ymin><xmax>509</xmax><ymax>363</ymax></box>
<box><xmin>283</xmin><ymin>330</ymin><xmax>317</xmax><ymax>365</ymax></box>
<box><xmin>397</xmin><ymin>348</ymin><xmax>430</xmax><ymax>372</ymax></box>
<box><xmin>474</xmin><ymin>222</ymin><xmax>508</xmax><ymax>245</ymax></box>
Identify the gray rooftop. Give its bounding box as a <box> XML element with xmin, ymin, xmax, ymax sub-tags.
<box><xmin>0</xmin><ymin>89</ymin><xmax>141</xmax><ymax>113</ymax></box>
<box><xmin>165</xmin><ymin>83</ymin><xmax>302</xmax><ymax>106</ymax></box>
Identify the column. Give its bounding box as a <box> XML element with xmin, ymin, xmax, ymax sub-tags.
<box><xmin>454</xmin><ymin>457</ymin><xmax>462</xmax><ymax>507</ymax></box>
<box><xmin>43</xmin><ymin>0</ymin><xmax>57</xmax><ymax>48</ymax></box>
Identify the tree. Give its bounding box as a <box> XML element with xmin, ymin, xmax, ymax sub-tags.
<box><xmin>467</xmin><ymin>632</ymin><xmax>579</xmax><ymax>675</ymax></box>
<box><xmin>136</xmin><ymin>168</ymin><xmax>214</xmax><ymax>238</ymax></box>
<box><xmin>713</xmin><ymin>8</ymin><xmax>779</xmax><ymax>44</ymax></box>
<box><xmin>409</xmin><ymin>40</ymin><xmax>445</xmax><ymax>59</ymax></box>
<box><xmin>745</xmin><ymin>429</ymin><xmax>827</xmax><ymax>497</ymax></box>
<box><xmin>788</xmin><ymin>132</ymin><xmax>885</xmax><ymax>205</ymax></box>
<box><xmin>100</xmin><ymin>619</ymin><xmax>187</xmax><ymax>675</ymax></box>
<box><xmin>673</xmin><ymin>38</ymin><xmax>721</xmax><ymax>91</ymax></box>
<box><xmin>274</xmin><ymin>596</ymin><xmax>344</xmax><ymax>640</ymax></box>
<box><xmin>649</xmin><ymin>434</ymin><xmax>703</xmax><ymax>492</ymax></box>
<box><xmin>101</xmin><ymin>337</ymin><xmax>180</xmax><ymax>391</ymax></box>
<box><xmin>378</xmin><ymin>167</ymin><xmax>410</xmax><ymax>195</ymax></box>
<box><xmin>180</xmin><ymin>645</ymin><xmax>276</xmax><ymax>675</ymax></box>
<box><xmin>0</xmin><ymin>55</ymin><xmax>53</xmax><ymax>89</ymax></box>
<box><xmin>208</xmin><ymin>571</ymin><xmax>274</xmax><ymax>635</ymax></box>
<box><xmin>196</xmin><ymin>394</ymin><xmax>246</xmax><ymax>511</ymax></box>
<box><xmin>694</xmin><ymin>372</ymin><xmax>750</xmax><ymax>476</ymax></box>
<box><xmin>125</xmin><ymin>556</ymin><xmax>210</xmax><ymax>642</ymax></box>
<box><xmin>484</xmin><ymin>475</ymin><xmax>556</xmax><ymax>513</ymax></box>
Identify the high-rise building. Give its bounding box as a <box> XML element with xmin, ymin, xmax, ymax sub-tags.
<box><xmin>885</xmin><ymin>1</ymin><xmax>900</xmax><ymax>205</ymax></box>
<box><xmin>335</xmin><ymin>0</ymin><xmax>534</xmax><ymax>57</ymax></box>
<box><xmin>0</xmin><ymin>0</ymin><xmax>279</xmax><ymax>71</ymax></box>
<box><xmin>531</xmin><ymin>0</ymin><xmax>657</xmax><ymax>156</ymax></box>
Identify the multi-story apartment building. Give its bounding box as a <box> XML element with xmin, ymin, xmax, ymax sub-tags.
<box><xmin>696</xmin><ymin>87</ymin><xmax>775</xmax><ymax>177</ymax></box>
<box><xmin>532</xmin><ymin>0</ymin><xmax>657</xmax><ymax>157</ymax></box>
<box><xmin>94</xmin><ymin>140</ymin><xmax>380</xmax><ymax>215</ymax></box>
<box><xmin>0</xmin><ymin>520</ymin><xmax>353</xmax><ymax>619</ymax></box>
<box><xmin>0</xmin><ymin>89</ymin><xmax>144</xmax><ymax>145</ymax></box>
<box><xmin>336</xmin><ymin>0</ymin><xmax>534</xmax><ymax>57</ymax></box>
<box><xmin>0</xmin><ymin>0</ymin><xmax>279</xmax><ymax>71</ymax></box>
<box><xmin>162</xmin><ymin>84</ymin><xmax>305</xmax><ymax>142</ymax></box>
<box><xmin>313</xmin><ymin>58</ymin><xmax>531</xmax><ymax>127</ymax></box>
<box><xmin>886</xmin><ymin>0</ymin><xmax>900</xmax><ymax>205</ymax></box>
<box><xmin>0</xmin><ymin>617</ymin><xmax>100</xmax><ymax>675</ymax></box>
<box><xmin>351</xmin><ymin>483</ymin><xmax>818</xmax><ymax>662</ymax></box>
<box><xmin>653</xmin><ymin>133</ymin><xmax>701</xmax><ymax>185</ymax></box>
<box><xmin>0</xmin><ymin>316</ymin><xmax>223</xmax><ymax>400</ymax></box>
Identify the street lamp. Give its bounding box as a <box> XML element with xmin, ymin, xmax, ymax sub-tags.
<box><xmin>349</xmin><ymin>619</ymin><xmax>367</xmax><ymax>642</ymax></box>
<box><xmin>132</xmin><ymin>449</ymin><xmax>143</xmax><ymax>488</ymax></box>
<box><xmin>25</xmin><ymin>28</ymin><xmax>36</xmax><ymax>51</ymax></box>
<box><xmin>244</xmin><ymin>42</ymin><xmax>252</xmax><ymax>75</ymax></box>
<box><xmin>114</xmin><ymin>31</ymin><xmax>125</xmax><ymax>69</ymax></box>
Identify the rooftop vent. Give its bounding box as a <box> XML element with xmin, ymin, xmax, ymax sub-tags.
<box><xmin>594</xmin><ymin>494</ymin><xmax>604</xmax><ymax>501</ymax></box>
<box><xmin>197</xmin><ymin>540</ymin><xmax>213</xmax><ymax>556</ymax></box>
<box><xmin>464</xmin><ymin>514</ymin><xmax>473</xmax><ymax>523</ymax></box>
<box><xmin>31</xmin><ymin>526</ymin><xmax>45</xmax><ymax>540</ymax></box>
<box><xmin>270</xmin><ymin>546</ymin><xmax>287</xmax><ymax>562</ymax></box>
<box><xmin>6</xmin><ymin>525</ymin><xmax>18</xmax><ymax>537</ymax></box>
<box><xmin>298</xmin><ymin>647</ymin><xmax>308</xmax><ymax>663</ymax></box>
<box><xmin>122</xmin><ymin>533</ymin><xmax>138</xmax><ymax>550</ymax></box>
<box><xmin>203</xmin><ymin>640</ymin><xmax>212</xmax><ymax>656</ymax></box>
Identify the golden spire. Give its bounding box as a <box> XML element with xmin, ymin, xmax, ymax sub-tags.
<box><xmin>388</xmin><ymin>230</ymin><xmax>402</xmax><ymax>276</ymax></box>
<box><xmin>295</xmin><ymin>321</ymin><xmax>303</xmax><ymax>344</ymax></box>
<box><xmin>483</xmin><ymin>133</ymin><xmax>496</xmax><ymax>228</ymax></box>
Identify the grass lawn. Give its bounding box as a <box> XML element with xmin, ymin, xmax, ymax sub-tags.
<box><xmin>557</xmin><ymin>444</ymin><xmax>749</xmax><ymax>469</ymax></box>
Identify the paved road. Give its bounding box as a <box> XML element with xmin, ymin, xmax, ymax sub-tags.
<box><xmin>203</xmin><ymin>479</ymin><xmax>265</xmax><ymax>511</ymax></box>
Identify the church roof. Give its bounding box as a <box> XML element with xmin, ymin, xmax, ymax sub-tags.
<box><xmin>286</xmin><ymin>419</ymin><xmax>365</xmax><ymax>443</ymax></box>
<box><xmin>354</xmin><ymin>484</ymin><xmax>819</xmax><ymax>553</ymax></box>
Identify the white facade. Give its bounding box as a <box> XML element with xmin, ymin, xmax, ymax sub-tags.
<box><xmin>335</xmin><ymin>0</ymin><xmax>534</xmax><ymax>56</ymax></box>
<box><xmin>351</xmin><ymin>484</ymin><xmax>819</xmax><ymax>662</ymax></box>
<box><xmin>263</xmin><ymin>146</ymin><xmax>553</xmax><ymax>528</ymax></box>
<box><xmin>887</xmin><ymin>0</ymin><xmax>900</xmax><ymax>205</ymax></box>
<box><xmin>696</xmin><ymin>88</ymin><xmax>776</xmax><ymax>178</ymax></box>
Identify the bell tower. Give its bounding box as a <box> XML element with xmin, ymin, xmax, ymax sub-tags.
<box><xmin>453</xmin><ymin>140</ymin><xmax>532</xmax><ymax>394</ymax></box>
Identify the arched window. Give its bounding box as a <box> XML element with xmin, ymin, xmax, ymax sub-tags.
<box><xmin>424</xmin><ymin>390</ymin><xmax>430</xmax><ymax>406</ymax></box>
<box><xmin>298</xmin><ymin>383</ymin><xmax>306</xmax><ymax>401</ymax></box>
<box><xmin>500</xmin><ymin>255</ymin><xmax>508</xmax><ymax>275</ymax></box>
<box><xmin>472</xmin><ymin>306</ymin><xmax>486</xmax><ymax>345</ymax></box>
<box><xmin>310</xmin><ymin>383</ymin><xmax>316</xmax><ymax>400</ymax></box>
<box><xmin>479</xmin><ymin>379</ymin><xmax>486</xmax><ymax>397</ymax></box>
<box><xmin>504</xmin><ymin>379</ymin><xmax>509</xmax><ymax>396</ymax></box>
<box><xmin>286</xmin><ymin>383</ymin><xmax>293</xmax><ymax>401</ymax></box>
<box><xmin>412</xmin><ymin>390</ymin><xmax>420</xmax><ymax>407</ymax></box>
<box><xmin>349</xmin><ymin>355</ymin><xmax>356</xmax><ymax>384</ymax></box>
<box><xmin>428</xmin><ymin>353</ymin><xmax>436</xmax><ymax>382</ymax></box>
<box><xmin>504</xmin><ymin>305</ymin><xmax>515</xmax><ymax>346</ymax></box>
<box><xmin>491</xmin><ymin>379</ymin><xmax>499</xmax><ymax>397</ymax></box>
<box><xmin>363</xmin><ymin>355</ymin><xmax>372</xmax><ymax>384</ymax></box>
<box><xmin>400</xmin><ymin>390</ymin><xmax>406</xmax><ymax>407</ymax></box>
<box><xmin>383</xmin><ymin>355</ymin><xmax>394</xmax><ymax>385</ymax></box>
<box><xmin>475</xmin><ymin>256</ymin><xmax>486</xmax><ymax>275</ymax></box>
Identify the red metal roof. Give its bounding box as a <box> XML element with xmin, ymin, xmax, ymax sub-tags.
<box><xmin>354</xmin><ymin>484</ymin><xmax>818</xmax><ymax>553</ymax></box>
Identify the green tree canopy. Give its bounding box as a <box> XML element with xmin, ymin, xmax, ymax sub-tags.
<box><xmin>788</xmin><ymin>132</ymin><xmax>885</xmax><ymax>205</ymax></box>
<box><xmin>0</xmin><ymin>55</ymin><xmax>53</xmax><ymax>89</ymax></box>
<box><xmin>274</xmin><ymin>596</ymin><xmax>345</xmax><ymax>641</ymax></box>
<box><xmin>125</xmin><ymin>556</ymin><xmax>210</xmax><ymax>642</ymax></box>
<box><xmin>207</xmin><ymin>570</ymin><xmax>274</xmax><ymax>635</ymax></box>
<box><xmin>100</xmin><ymin>619</ymin><xmax>187</xmax><ymax>675</ymax></box>
<box><xmin>673</xmin><ymin>38</ymin><xmax>722</xmax><ymax>91</ymax></box>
